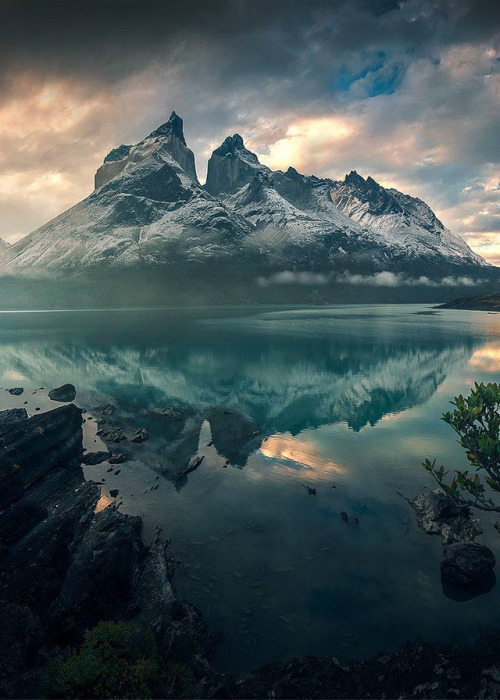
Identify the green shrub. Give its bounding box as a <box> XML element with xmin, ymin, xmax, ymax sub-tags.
<box><xmin>43</xmin><ymin>621</ymin><xmax>160</xmax><ymax>699</ymax></box>
<box><xmin>423</xmin><ymin>382</ymin><xmax>500</xmax><ymax>516</ymax></box>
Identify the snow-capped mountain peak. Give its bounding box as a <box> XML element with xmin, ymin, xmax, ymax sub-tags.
<box><xmin>330</xmin><ymin>171</ymin><xmax>486</xmax><ymax>266</ymax></box>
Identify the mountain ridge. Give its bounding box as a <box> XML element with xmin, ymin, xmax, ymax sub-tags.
<box><xmin>0</xmin><ymin>111</ymin><xmax>494</xmax><ymax>306</ymax></box>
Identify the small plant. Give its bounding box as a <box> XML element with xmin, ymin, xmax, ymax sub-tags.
<box><xmin>423</xmin><ymin>382</ymin><xmax>500</xmax><ymax>514</ymax></box>
<box><xmin>43</xmin><ymin>621</ymin><xmax>160</xmax><ymax>699</ymax></box>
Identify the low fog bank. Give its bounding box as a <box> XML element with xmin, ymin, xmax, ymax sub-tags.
<box><xmin>0</xmin><ymin>263</ymin><xmax>499</xmax><ymax>310</ymax></box>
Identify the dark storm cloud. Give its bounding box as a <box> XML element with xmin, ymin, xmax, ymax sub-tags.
<box><xmin>0</xmin><ymin>0</ymin><xmax>499</xmax><ymax>261</ymax></box>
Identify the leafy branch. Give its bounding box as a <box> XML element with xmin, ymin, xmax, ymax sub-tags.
<box><xmin>423</xmin><ymin>382</ymin><xmax>500</xmax><ymax>515</ymax></box>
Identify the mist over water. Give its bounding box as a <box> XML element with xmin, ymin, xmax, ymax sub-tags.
<box><xmin>2</xmin><ymin>304</ymin><xmax>500</xmax><ymax>671</ymax></box>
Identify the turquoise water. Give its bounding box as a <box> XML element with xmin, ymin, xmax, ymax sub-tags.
<box><xmin>2</xmin><ymin>304</ymin><xmax>500</xmax><ymax>671</ymax></box>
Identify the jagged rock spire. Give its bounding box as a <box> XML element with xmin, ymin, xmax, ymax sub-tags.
<box><xmin>147</xmin><ymin>111</ymin><xmax>186</xmax><ymax>145</ymax></box>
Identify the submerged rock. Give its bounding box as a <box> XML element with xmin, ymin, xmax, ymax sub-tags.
<box><xmin>7</xmin><ymin>387</ymin><xmax>24</xmax><ymax>396</ymax></box>
<box><xmin>181</xmin><ymin>455</ymin><xmax>204</xmax><ymax>477</ymax></box>
<box><xmin>150</xmin><ymin>406</ymin><xmax>183</xmax><ymax>420</ymax></box>
<box><xmin>409</xmin><ymin>489</ymin><xmax>482</xmax><ymax>544</ymax></box>
<box><xmin>108</xmin><ymin>451</ymin><xmax>128</xmax><ymax>464</ymax></box>
<box><xmin>91</xmin><ymin>403</ymin><xmax>116</xmax><ymax>416</ymax></box>
<box><xmin>48</xmin><ymin>383</ymin><xmax>76</xmax><ymax>402</ymax></box>
<box><xmin>441</xmin><ymin>542</ymin><xmax>496</xmax><ymax>585</ymax></box>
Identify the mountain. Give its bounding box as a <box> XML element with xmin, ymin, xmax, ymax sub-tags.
<box><xmin>330</xmin><ymin>171</ymin><xmax>484</xmax><ymax>267</ymax></box>
<box><xmin>4</xmin><ymin>113</ymin><xmax>251</xmax><ymax>271</ymax></box>
<box><xmin>205</xmin><ymin>134</ymin><xmax>485</xmax><ymax>273</ymax></box>
<box><xmin>0</xmin><ymin>237</ymin><xmax>9</xmax><ymax>251</ymax></box>
<box><xmin>0</xmin><ymin>112</ymin><xmax>495</xmax><ymax>306</ymax></box>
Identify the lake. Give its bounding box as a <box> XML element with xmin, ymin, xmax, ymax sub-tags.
<box><xmin>1</xmin><ymin>304</ymin><xmax>500</xmax><ymax>672</ymax></box>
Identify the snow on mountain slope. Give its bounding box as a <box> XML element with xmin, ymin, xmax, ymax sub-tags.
<box><xmin>5</xmin><ymin>113</ymin><xmax>252</xmax><ymax>271</ymax></box>
<box><xmin>330</xmin><ymin>171</ymin><xmax>486</xmax><ymax>266</ymax></box>
<box><xmin>206</xmin><ymin>136</ymin><xmax>388</xmax><ymax>266</ymax></box>
<box><xmin>205</xmin><ymin>134</ymin><xmax>487</xmax><ymax>271</ymax></box>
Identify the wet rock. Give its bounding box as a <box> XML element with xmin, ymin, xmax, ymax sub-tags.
<box><xmin>409</xmin><ymin>489</ymin><xmax>482</xmax><ymax>544</ymax></box>
<box><xmin>131</xmin><ymin>428</ymin><xmax>149</xmax><ymax>443</ymax></box>
<box><xmin>0</xmin><ymin>408</ymin><xmax>28</xmax><ymax>423</ymax></box>
<box><xmin>7</xmin><ymin>387</ymin><xmax>24</xmax><ymax>396</ymax></box>
<box><xmin>303</xmin><ymin>484</ymin><xmax>316</xmax><ymax>496</ymax></box>
<box><xmin>110</xmin><ymin>489</ymin><xmax>119</xmax><ymax>498</ymax></box>
<box><xmin>48</xmin><ymin>383</ymin><xmax>76</xmax><ymax>402</ymax></box>
<box><xmin>182</xmin><ymin>455</ymin><xmax>204</xmax><ymax>476</ymax></box>
<box><xmin>96</xmin><ymin>423</ymin><xmax>127</xmax><ymax>442</ymax></box>
<box><xmin>108</xmin><ymin>451</ymin><xmax>128</xmax><ymax>464</ymax></box>
<box><xmin>81</xmin><ymin>450</ymin><xmax>108</xmax><ymax>465</ymax></box>
<box><xmin>91</xmin><ymin>403</ymin><xmax>116</xmax><ymax>416</ymax></box>
<box><xmin>441</xmin><ymin>542</ymin><xmax>496</xmax><ymax>585</ymax></box>
<box><xmin>0</xmin><ymin>404</ymin><xmax>83</xmax><ymax>509</ymax></box>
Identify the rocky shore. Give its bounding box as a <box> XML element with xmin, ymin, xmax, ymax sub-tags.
<box><xmin>2</xmin><ymin>396</ymin><xmax>500</xmax><ymax>698</ymax></box>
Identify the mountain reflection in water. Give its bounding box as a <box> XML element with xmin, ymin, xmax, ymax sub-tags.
<box><xmin>1</xmin><ymin>304</ymin><xmax>500</xmax><ymax>672</ymax></box>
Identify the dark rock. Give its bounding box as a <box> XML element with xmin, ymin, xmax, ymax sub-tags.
<box><xmin>48</xmin><ymin>383</ymin><xmax>76</xmax><ymax>402</ymax></box>
<box><xmin>410</xmin><ymin>489</ymin><xmax>482</xmax><ymax>544</ymax></box>
<box><xmin>0</xmin><ymin>408</ymin><xmax>28</xmax><ymax>423</ymax></box>
<box><xmin>131</xmin><ymin>428</ymin><xmax>149</xmax><ymax>443</ymax></box>
<box><xmin>341</xmin><ymin>511</ymin><xmax>348</xmax><ymax>521</ymax></box>
<box><xmin>303</xmin><ymin>485</ymin><xmax>316</xmax><ymax>496</ymax></box>
<box><xmin>441</xmin><ymin>542</ymin><xmax>496</xmax><ymax>585</ymax></box>
<box><xmin>81</xmin><ymin>450</ymin><xmax>108</xmax><ymax>465</ymax></box>
<box><xmin>91</xmin><ymin>403</ymin><xmax>116</xmax><ymax>416</ymax></box>
<box><xmin>0</xmin><ymin>404</ymin><xmax>83</xmax><ymax>509</ymax></box>
<box><xmin>96</xmin><ymin>423</ymin><xmax>127</xmax><ymax>442</ymax></box>
<box><xmin>8</xmin><ymin>387</ymin><xmax>24</xmax><ymax>396</ymax></box>
<box><xmin>109</xmin><ymin>489</ymin><xmax>119</xmax><ymax>498</ymax></box>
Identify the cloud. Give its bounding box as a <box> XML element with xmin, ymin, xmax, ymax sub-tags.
<box><xmin>257</xmin><ymin>271</ymin><xmax>331</xmax><ymax>287</ymax></box>
<box><xmin>337</xmin><ymin>271</ymin><xmax>486</xmax><ymax>287</ymax></box>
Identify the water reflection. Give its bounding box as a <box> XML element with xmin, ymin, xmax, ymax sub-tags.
<box><xmin>1</xmin><ymin>306</ymin><xmax>500</xmax><ymax>672</ymax></box>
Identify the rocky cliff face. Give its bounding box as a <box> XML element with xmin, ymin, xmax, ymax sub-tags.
<box><xmin>3</xmin><ymin>113</ymin><xmax>251</xmax><ymax>271</ymax></box>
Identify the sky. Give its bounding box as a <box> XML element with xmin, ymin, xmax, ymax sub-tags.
<box><xmin>0</xmin><ymin>0</ymin><xmax>499</xmax><ymax>261</ymax></box>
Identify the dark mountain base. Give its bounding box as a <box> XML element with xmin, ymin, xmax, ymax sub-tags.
<box><xmin>1</xmin><ymin>263</ymin><xmax>499</xmax><ymax>309</ymax></box>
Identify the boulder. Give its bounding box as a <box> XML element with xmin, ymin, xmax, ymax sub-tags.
<box><xmin>7</xmin><ymin>388</ymin><xmax>24</xmax><ymax>396</ymax></box>
<box><xmin>409</xmin><ymin>489</ymin><xmax>482</xmax><ymax>544</ymax></box>
<box><xmin>441</xmin><ymin>541</ymin><xmax>496</xmax><ymax>585</ymax></box>
<box><xmin>48</xmin><ymin>384</ymin><xmax>76</xmax><ymax>402</ymax></box>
